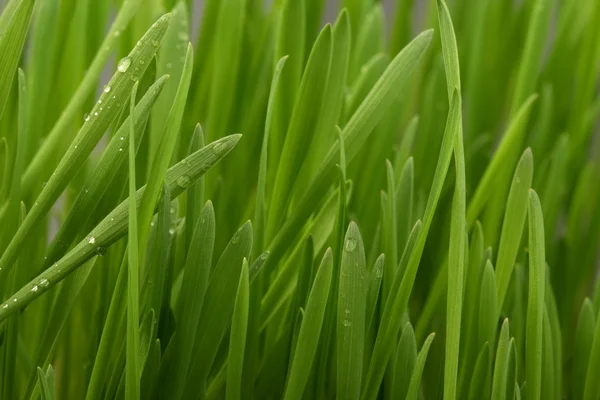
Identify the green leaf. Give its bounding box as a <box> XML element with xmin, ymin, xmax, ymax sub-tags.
<box><xmin>226</xmin><ymin>259</ymin><xmax>250</xmax><ymax>400</ymax></box>
<box><xmin>584</xmin><ymin>300</ymin><xmax>600</xmax><ymax>400</ymax></box>
<box><xmin>496</xmin><ymin>148</ymin><xmax>534</xmax><ymax>311</ymax></box>
<box><xmin>526</xmin><ymin>189</ymin><xmax>546</xmax><ymax>400</ymax></box>
<box><xmin>365</xmin><ymin>254</ymin><xmax>384</xmax><ymax>333</ymax></box>
<box><xmin>479</xmin><ymin>260</ymin><xmax>498</xmax><ymax>353</ymax></box>
<box><xmin>283</xmin><ymin>249</ymin><xmax>333</xmax><ymax>400</ymax></box>
<box><xmin>37</xmin><ymin>365</ymin><xmax>55</xmax><ymax>400</ymax></box>
<box><xmin>405</xmin><ymin>332</ymin><xmax>435</xmax><ymax>400</ymax></box>
<box><xmin>337</xmin><ymin>222</ymin><xmax>368</xmax><ymax>400</ymax></box>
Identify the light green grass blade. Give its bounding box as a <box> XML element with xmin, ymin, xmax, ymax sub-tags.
<box><xmin>466</xmin><ymin>95</ymin><xmax>538</xmax><ymax>227</ymax></box>
<box><xmin>159</xmin><ymin>201</ymin><xmax>215</xmax><ymax>400</ymax></box>
<box><xmin>0</xmin><ymin>0</ymin><xmax>33</xmax><ymax>120</ymax></box>
<box><xmin>526</xmin><ymin>189</ymin><xmax>545</xmax><ymax>400</ymax></box>
<box><xmin>266</xmin><ymin>29</ymin><xmax>432</xmax><ymax>274</ymax></box>
<box><xmin>283</xmin><ymin>249</ymin><xmax>333</xmax><ymax>400</ymax></box>
<box><xmin>382</xmin><ymin>160</ymin><xmax>398</xmax><ymax>304</ymax></box>
<box><xmin>126</xmin><ymin>83</ymin><xmax>141</xmax><ymax>400</ymax></box>
<box><xmin>0</xmin><ymin>13</ymin><xmax>170</xmax><ymax>277</ymax></box>
<box><xmin>405</xmin><ymin>332</ymin><xmax>435</xmax><ymax>400</ymax></box>
<box><xmin>491</xmin><ymin>319</ymin><xmax>511</xmax><ymax>400</ymax></box>
<box><xmin>255</xmin><ymin>55</ymin><xmax>288</xmax><ymax>253</ymax></box>
<box><xmin>541</xmin><ymin>307</ymin><xmax>555</xmax><ymax>400</ymax></box>
<box><xmin>573</xmin><ymin>298</ymin><xmax>596</xmax><ymax>400</ymax></box>
<box><xmin>183</xmin><ymin>221</ymin><xmax>253</xmax><ymax>398</ymax></box>
<box><xmin>349</xmin><ymin>4</ymin><xmax>384</xmax><ymax>83</ymax></box>
<box><xmin>226</xmin><ymin>258</ymin><xmax>249</xmax><ymax>400</ymax></box>
<box><xmin>496</xmin><ymin>148</ymin><xmax>534</xmax><ymax>311</ymax></box>
<box><xmin>337</xmin><ymin>222</ymin><xmax>368</xmax><ymax>400</ymax></box>
<box><xmin>436</xmin><ymin>2</ymin><xmax>466</xmax><ymax>398</ymax></box>
<box><xmin>468</xmin><ymin>342</ymin><xmax>491</xmax><ymax>400</ymax></box>
<box><xmin>267</xmin><ymin>24</ymin><xmax>332</xmax><ymax>240</ymax></box>
<box><xmin>21</xmin><ymin>0</ymin><xmax>142</xmax><ymax>193</ymax></box>
<box><xmin>393</xmin><ymin>323</ymin><xmax>417</xmax><ymax>400</ymax></box>
<box><xmin>0</xmin><ymin>135</ymin><xmax>240</xmax><ymax>319</ymax></box>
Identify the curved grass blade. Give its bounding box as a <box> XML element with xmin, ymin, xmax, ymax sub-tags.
<box><xmin>526</xmin><ymin>189</ymin><xmax>545</xmax><ymax>400</ymax></box>
<box><xmin>496</xmin><ymin>148</ymin><xmax>534</xmax><ymax>311</ymax></box>
<box><xmin>479</xmin><ymin>260</ymin><xmax>498</xmax><ymax>351</ymax></box>
<box><xmin>0</xmin><ymin>0</ymin><xmax>33</xmax><ymax>120</ymax></box>
<box><xmin>491</xmin><ymin>319</ymin><xmax>511</xmax><ymax>400</ymax></box>
<box><xmin>0</xmin><ymin>13</ymin><xmax>171</xmax><ymax>277</ymax></box>
<box><xmin>265</xmin><ymin>29</ymin><xmax>433</xmax><ymax>273</ymax></box>
<box><xmin>337</xmin><ymin>222</ymin><xmax>368</xmax><ymax>400</ymax></box>
<box><xmin>182</xmin><ymin>221</ymin><xmax>253</xmax><ymax>398</ymax></box>
<box><xmin>365</xmin><ymin>254</ymin><xmax>384</xmax><ymax>333</ymax></box>
<box><xmin>226</xmin><ymin>259</ymin><xmax>250</xmax><ymax>400</ymax></box>
<box><xmin>42</xmin><ymin>76</ymin><xmax>169</xmax><ymax>268</ymax></box>
<box><xmin>0</xmin><ymin>134</ymin><xmax>241</xmax><ymax>320</ymax></box>
<box><xmin>405</xmin><ymin>332</ymin><xmax>435</xmax><ymax>400</ymax></box>
<box><xmin>283</xmin><ymin>249</ymin><xmax>333</xmax><ymax>400</ymax></box>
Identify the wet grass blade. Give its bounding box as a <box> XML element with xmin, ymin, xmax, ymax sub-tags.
<box><xmin>526</xmin><ymin>189</ymin><xmax>545</xmax><ymax>400</ymax></box>
<box><xmin>0</xmin><ymin>134</ymin><xmax>240</xmax><ymax>319</ymax></box>
<box><xmin>0</xmin><ymin>13</ymin><xmax>170</xmax><ymax>277</ymax></box>
<box><xmin>337</xmin><ymin>222</ymin><xmax>368</xmax><ymax>400</ymax></box>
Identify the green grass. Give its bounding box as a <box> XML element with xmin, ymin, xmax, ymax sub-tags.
<box><xmin>0</xmin><ymin>0</ymin><xmax>599</xmax><ymax>398</ymax></box>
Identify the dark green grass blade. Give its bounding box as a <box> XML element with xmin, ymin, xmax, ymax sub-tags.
<box><xmin>393</xmin><ymin>323</ymin><xmax>417</xmax><ymax>400</ymax></box>
<box><xmin>468</xmin><ymin>343</ymin><xmax>491</xmax><ymax>400</ymax></box>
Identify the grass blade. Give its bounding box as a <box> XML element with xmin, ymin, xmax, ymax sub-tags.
<box><xmin>405</xmin><ymin>333</ymin><xmax>435</xmax><ymax>400</ymax></box>
<box><xmin>526</xmin><ymin>189</ymin><xmax>546</xmax><ymax>400</ymax></box>
<box><xmin>491</xmin><ymin>319</ymin><xmax>511</xmax><ymax>400</ymax></box>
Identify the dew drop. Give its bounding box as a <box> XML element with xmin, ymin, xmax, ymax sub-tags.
<box><xmin>88</xmin><ymin>236</ymin><xmax>96</xmax><ymax>244</ymax></box>
<box><xmin>119</xmin><ymin>148</ymin><xmax>123</xmax><ymax>152</ymax></box>
<box><xmin>169</xmin><ymin>228</ymin><xmax>175</xmax><ymax>235</ymax></box>
<box><xmin>345</xmin><ymin>238</ymin><xmax>357</xmax><ymax>252</ymax></box>
<box><xmin>40</xmin><ymin>278</ymin><xmax>49</xmax><ymax>286</ymax></box>
<box><xmin>139</xmin><ymin>60</ymin><xmax>145</xmax><ymax>65</ymax></box>
<box><xmin>120</xmin><ymin>136</ymin><xmax>124</xmax><ymax>141</ymax></box>
<box><xmin>2</xmin><ymin>304</ymin><xmax>7</xmax><ymax>309</ymax></box>
<box><xmin>32</xmin><ymin>285</ymin><xmax>39</xmax><ymax>292</ymax></box>
<box><xmin>94</xmin><ymin>112</ymin><xmax>98</xmax><ymax>116</ymax></box>
<box><xmin>152</xmin><ymin>40</ymin><xmax>160</xmax><ymax>47</ymax></box>
<box><xmin>13</xmin><ymin>298</ymin><xmax>17</xmax><ymax>302</ymax></box>
<box><xmin>95</xmin><ymin>247</ymin><xmax>107</xmax><ymax>256</ymax></box>
<box><xmin>84</xmin><ymin>113</ymin><xmax>90</xmax><ymax>121</ymax></box>
<box><xmin>104</xmin><ymin>85</ymin><xmax>111</xmax><ymax>93</ymax></box>
<box><xmin>343</xmin><ymin>319</ymin><xmax>351</xmax><ymax>327</ymax></box>
<box><xmin>118</xmin><ymin>57</ymin><xmax>132</xmax><ymax>72</ymax></box>
<box><xmin>176</xmin><ymin>175</ymin><xmax>191</xmax><ymax>188</ymax></box>
<box><xmin>98</xmin><ymin>99</ymin><xmax>102</xmax><ymax>104</ymax></box>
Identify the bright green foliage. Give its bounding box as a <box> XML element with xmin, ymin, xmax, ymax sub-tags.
<box><xmin>0</xmin><ymin>0</ymin><xmax>599</xmax><ymax>399</ymax></box>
